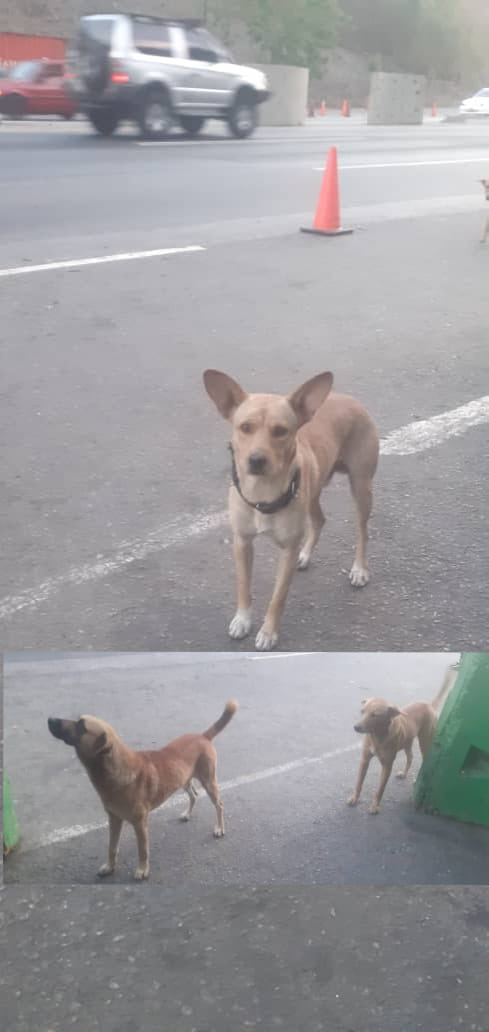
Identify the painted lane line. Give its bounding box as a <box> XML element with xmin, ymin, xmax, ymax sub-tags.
<box><xmin>0</xmin><ymin>245</ymin><xmax>205</xmax><ymax>278</ymax></box>
<box><xmin>380</xmin><ymin>395</ymin><xmax>489</xmax><ymax>456</ymax></box>
<box><xmin>314</xmin><ymin>156</ymin><xmax>489</xmax><ymax>171</ymax></box>
<box><xmin>34</xmin><ymin>742</ymin><xmax>361</xmax><ymax>851</ymax></box>
<box><xmin>1</xmin><ymin>396</ymin><xmax>488</xmax><ymax>621</ymax></box>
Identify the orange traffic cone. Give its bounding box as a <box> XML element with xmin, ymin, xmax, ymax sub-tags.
<box><xmin>301</xmin><ymin>146</ymin><xmax>353</xmax><ymax>238</ymax></box>
<box><xmin>341</xmin><ymin>98</ymin><xmax>350</xmax><ymax>117</ymax></box>
<box><xmin>319</xmin><ymin>99</ymin><xmax>327</xmax><ymax>116</ymax></box>
<box><xmin>431</xmin><ymin>100</ymin><xmax>437</xmax><ymax>117</ymax></box>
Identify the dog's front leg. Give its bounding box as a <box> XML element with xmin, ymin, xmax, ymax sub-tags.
<box><xmin>369</xmin><ymin>760</ymin><xmax>394</xmax><ymax>814</ymax></box>
<box><xmin>482</xmin><ymin>216</ymin><xmax>489</xmax><ymax>244</ymax></box>
<box><xmin>133</xmin><ymin>815</ymin><xmax>150</xmax><ymax>880</ymax></box>
<box><xmin>347</xmin><ymin>746</ymin><xmax>373</xmax><ymax>806</ymax></box>
<box><xmin>229</xmin><ymin>532</ymin><xmax>254</xmax><ymax>640</ymax></box>
<box><xmin>255</xmin><ymin>539</ymin><xmax>301</xmax><ymax>651</ymax></box>
<box><xmin>98</xmin><ymin>812</ymin><xmax>123</xmax><ymax>877</ymax></box>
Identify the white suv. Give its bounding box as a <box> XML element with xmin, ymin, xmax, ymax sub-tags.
<box><xmin>66</xmin><ymin>13</ymin><xmax>270</xmax><ymax>139</ymax></box>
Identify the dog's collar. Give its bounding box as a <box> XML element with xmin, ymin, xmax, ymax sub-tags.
<box><xmin>228</xmin><ymin>444</ymin><xmax>301</xmax><ymax>515</ymax></box>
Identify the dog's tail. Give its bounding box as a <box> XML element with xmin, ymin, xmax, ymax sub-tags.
<box><xmin>431</xmin><ymin>661</ymin><xmax>459</xmax><ymax>711</ymax></box>
<box><xmin>203</xmin><ymin>701</ymin><xmax>238</xmax><ymax>740</ymax></box>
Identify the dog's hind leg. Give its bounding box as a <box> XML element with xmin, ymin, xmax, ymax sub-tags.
<box><xmin>180</xmin><ymin>779</ymin><xmax>199</xmax><ymax>822</ymax></box>
<box><xmin>297</xmin><ymin>496</ymin><xmax>325</xmax><ymax>570</ymax></box>
<box><xmin>395</xmin><ymin>744</ymin><xmax>413</xmax><ymax>779</ymax></box>
<box><xmin>98</xmin><ymin>812</ymin><xmax>123</xmax><ymax>877</ymax></box>
<box><xmin>348</xmin><ymin>474</ymin><xmax>373</xmax><ymax>587</ymax></box>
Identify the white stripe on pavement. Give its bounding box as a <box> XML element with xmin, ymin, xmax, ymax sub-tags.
<box><xmin>0</xmin><ymin>245</ymin><xmax>205</xmax><ymax>278</ymax></box>
<box><xmin>35</xmin><ymin>742</ymin><xmax>361</xmax><ymax>850</ymax></box>
<box><xmin>1</xmin><ymin>395</ymin><xmax>488</xmax><ymax>621</ymax></box>
<box><xmin>314</xmin><ymin>156</ymin><xmax>489</xmax><ymax>171</ymax></box>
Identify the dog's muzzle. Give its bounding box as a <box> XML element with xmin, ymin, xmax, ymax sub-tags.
<box><xmin>248</xmin><ymin>452</ymin><xmax>267</xmax><ymax>475</ymax></box>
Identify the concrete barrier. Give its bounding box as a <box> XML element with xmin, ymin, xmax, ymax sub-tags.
<box><xmin>368</xmin><ymin>72</ymin><xmax>426</xmax><ymax>125</ymax></box>
<box><xmin>257</xmin><ymin>64</ymin><xmax>309</xmax><ymax>126</ymax></box>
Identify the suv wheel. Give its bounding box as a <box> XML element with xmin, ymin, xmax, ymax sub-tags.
<box><xmin>138</xmin><ymin>88</ymin><xmax>173</xmax><ymax>140</ymax></box>
<box><xmin>179</xmin><ymin>115</ymin><xmax>205</xmax><ymax>137</ymax></box>
<box><xmin>228</xmin><ymin>94</ymin><xmax>258</xmax><ymax>139</ymax></box>
<box><xmin>6</xmin><ymin>94</ymin><xmax>26</xmax><ymax>120</ymax></box>
<box><xmin>88</xmin><ymin>107</ymin><xmax>120</xmax><ymax>136</ymax></box>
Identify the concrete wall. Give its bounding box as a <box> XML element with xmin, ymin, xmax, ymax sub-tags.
<box><xmin>1</xmin><ymin>1</ymin><xmax>204</xmax><ymax>39</ymax></box>
<box><xmin>367</xmin><ymin>72</ymin><xmax>426</xmax><ymax>125</ymax></box>
<box><xmin>258</xmin><ymin>64</ymin><xmax>309</xmax><ymax>126</ymax></box>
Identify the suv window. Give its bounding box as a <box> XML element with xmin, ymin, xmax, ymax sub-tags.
<box><xmin>132</xmin><ymin>21</ymin><xmax>172</xmax><ymax>57</ymax></box>
<box><xmin>80</xmin><ymin>18</ymin><xmax>115</xmax><ymax>46</ymax></box>
<box><xmin>186</xmin><ymin>27</ymin><xmax>224</xmax><ymax>63</ymax></box>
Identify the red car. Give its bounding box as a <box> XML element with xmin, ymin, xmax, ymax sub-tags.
<box><xmin>0</xmin><ymin>59</ymin><xmax>76</xmax><ymax>119</ymax></box>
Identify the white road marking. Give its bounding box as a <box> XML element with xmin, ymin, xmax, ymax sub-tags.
<box><xmin>0</xmin><ymin>245</ymin><xmax>205</xmax><ymax>278</ymax></box>
<box><xmin>35</xmin><ymin>742</ymin><xmax>361</xmax><ymax>850</ymax></box>
<box><xmin>380</xmin><ymin>395</ymin><xmax>489</xmax><ymax>455</ymax></box>
<box><xmin>314</xmin><ymin>156</ymin><xmax>489</xmax><ymax>171</ymax></box>
<box><xmin>2</xmin><ymin>396</ymin><xmax>488</xmax><ymax>621</ymax></box>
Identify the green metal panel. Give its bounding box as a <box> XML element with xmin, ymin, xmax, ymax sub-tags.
<box><xmin>413</xmin><ymin>653</ymin><xmax>489</xmax><ymax>827</ymax></box>
<box><xmin>3</xmin><ymin>773</ymin><xmax>20</xmax><ymax>855</ymax></box>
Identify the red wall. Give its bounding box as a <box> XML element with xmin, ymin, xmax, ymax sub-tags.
<box><xmin>0</xmin><ymin>32</ymin><xmax>65</xmax><ymax>71</ymax></box>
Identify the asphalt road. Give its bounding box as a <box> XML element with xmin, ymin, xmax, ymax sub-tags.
<box><xmin>2</xmin><ymin>884</ymin><xmax>489</xmax><ymax>1032</ymax></box>
<box><xmin>2</xmin><ymin>113</ymin><xmax>489</xmax><ymax>651</ymax></box>
<box><xmin>5</xmin><ymin>650</ymin><xmax>488</xmax><ymax>886</ymax></box>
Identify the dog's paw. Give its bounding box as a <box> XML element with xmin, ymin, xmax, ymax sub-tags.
<box><xmin>97</xmin><ymin>863</ymin><xmax>115</xmax><ymax>878</ymax></box>
<box><xmin>255</xmin><ymin>627</ymin><xmax>278</xmax><ymax>651</ymax></box>
<box><xmin>133</xmin><ymin>866</ymin><xmax>149</xmax><ymax>881</ymax></box>
<box><xmin>179</xmin><ymin>813</ymin><xmax>191</xmax><ymax>822</ymax></box>
<box><xmin>346</xmin><ymin>795</ymin><xmax>358</xmax><ymax>807</ymax></box>
<box><xmin>368</xmin><ymin>803</ymin><xmax>380</xmax><ymax>815</ymax></box>
<box><xmin>228</xmin><ymin>609</ymin><xmax>252</xmax><ymax>639</ymax></box>
<box><xmin>349</xmin><ymin>562</ymin><xmax>369</xmax><ymax>588</ymax></box>
<box><xmin>395</xmin><ymin>771</ymin><xmax>407</xmax><ymax>780</ymax></box>
<box><xmin>213</xmin><ymin>827</ymin><xmax>225</xmax><ymax>838</ymax></box>
<box><xmin>297</xmin><ymin>549</ymin><xmax>311</xmax><ymax>570</ymax></box>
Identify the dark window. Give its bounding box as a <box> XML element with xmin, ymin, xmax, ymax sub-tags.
<box><xmin>186</xmin><ymin>27</ymin><xmax>221</xmax><ymax>63</ymax></box>
<box><xmin>132</xmin><ymin>21</ymin><xmax>172</xmax><ymax>57</ymax></box>
<box><xmin>80</xmin><ymin>18</ymin><xmax>115</xmax><ymax>46</ymax></box>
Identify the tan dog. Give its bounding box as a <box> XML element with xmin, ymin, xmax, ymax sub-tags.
<box><xmin>203</xmin><ymin>369</ymin><xmax>379</xmax><ymax>650</ymax></box>
<box><xmin>481</xmin><ymin>179</ymin><xmax>489</xmax><ymax>242</ymax></box>
<box><xmin>48</xmin><ymin>701</ymin><xmax>237</xmax><ymax>880</ymax></box>
<box><xmin>347</xmin><ymin>663</ymin><xmax>458</xmax><ymax>814</ymax></box>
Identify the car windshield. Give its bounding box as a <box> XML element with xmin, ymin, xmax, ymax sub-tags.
<box><xmin>475</xmin><ymin>88</ymin><xmax>489</xmax><ymax>97</ymax></box>
<box><xmin>10</xmin><ymin>60</ymin><xmax>41</xmax><ymax>81</ymax></box>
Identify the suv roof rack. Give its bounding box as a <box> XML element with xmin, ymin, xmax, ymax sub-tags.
<box><xmin>129</xmin><ymin>14</ymin><xmax>203</xmax><ymax>27</ymax></box>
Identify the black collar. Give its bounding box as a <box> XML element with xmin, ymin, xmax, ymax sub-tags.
<box><xmin>228</xmin><ymin>445</ymin><xmax>301</xmax><ymax>515</ymax></box>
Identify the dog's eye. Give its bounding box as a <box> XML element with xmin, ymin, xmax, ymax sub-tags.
<box><xmin>271</xmin><ymin>425</ymin><xmax>288</xmax><ymax>438</ymax></box>
<box><xmin>240</xmin><ymin>422</ymin><xmax>252</xmax><ymax>434</ymax></box>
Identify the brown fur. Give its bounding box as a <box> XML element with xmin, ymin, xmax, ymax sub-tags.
<box><xmin>48</xmin><ymin>701</ymin><xmax>237</xmax><ymax>880</ymax></box>
<box><xmin>347</xmin><ymin>663</ymin><xmax>458</xmax><ymax>814</ymax></box>
<box><xmin>481</xmin><ymin>179</ymin><xmax>489</xmax><ymax>243</ymax></box>
<box><xmin>203</xmin><ymin>369</ymin><xmax>379</xmax><ymax>651</ymax></box>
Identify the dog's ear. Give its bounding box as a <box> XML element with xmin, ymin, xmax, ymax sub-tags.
<box><xmin>386</xmin><ymin>706</ymin><xmax>401</xmax><ymax>721</ymax></box>
<box><xmin>288</xmin><ymin>372</ymin><xmax>333</xmax><ymax>426</ymax></box>
<box><xmin>203</xmin><ymin>370</ymin><xmax>247</xmax><ymax>420</ymax></box>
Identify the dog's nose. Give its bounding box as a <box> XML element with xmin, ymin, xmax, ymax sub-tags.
<box><xmin>353</xmin><ymin>723</ymin><xmax>362</xmax><ymax>733</ymax></box>
<box><xmin>248</xmin><ymin>452</ymin><xmax>267</xmax><ymax>475</ymax></box>
<box><xmin>48</xmin><ymin>717</ymin><xmax>62</xmax><ymax>737</ymax></box>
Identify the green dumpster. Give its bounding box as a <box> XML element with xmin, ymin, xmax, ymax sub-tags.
<box><xmin>413</xmin><ymin>653</ymin><xmax>489</xmax><ymax>827</ymax></box>
<box><xmin>3</xmin><ymin>773</ymin><xmax>20</xmax><ymax>855</ymax></box>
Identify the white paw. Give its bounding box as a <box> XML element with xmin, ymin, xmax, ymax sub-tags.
<box><xmin>97</xmin><ymin>863</ymin><xmax>115</xmax><ymax>878</ymax></box>
<box><xmin>349</xmin><ymin>562</ymin><xmax>369</xmax><ymax>588</ymax></box>
<box><xmin>255</xmin><ymin>627</ymin><xmax>278</xmax><ymax>651</ymax></box>
<box><xmin>133</xmin><ymin>866</ymin><xmax>149</xmax><ymax>881</ymax></box>
<box><xmin>213</xmin><ymin>827</ymin><xmax>225</xmax><ymax>838</ymax></box>
<box><xmin>395</xmin><ymin>772</ymin><xmax>407</xmax><ymax>780</ymax></box>
<box><xmin>179</xmin><ymin>813</ymin><xmax>191</xmax><ymax>822</ymax></box>
<box><xmin>297</xmin><ymin>550</ymin><xmax>311</xmax><ymax>570</ymax></box>
<box><xmin>346</xmin><ymin>796</ymin><xmax>358</xmax><ymax>807</ymax></box>
<box><xmin>228</xmin><ymin>609</ymin><xmax>252</xmax><ymax>639</ymax></box>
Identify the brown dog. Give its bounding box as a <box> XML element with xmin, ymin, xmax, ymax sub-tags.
<box><xmin>48</xmin><ymin>701</ymin><xmax>237</xmax><ymax>880</ymax></box>
<box><xmin>481</xmin><ymin>179</ymin><xmax>489</xmax><ymax>242</ymax></box>
<box><xmin>203</xmin><ymin>369</ymin><xmax>379</xmax><ymax>651</ymax></box>
<box><xmin>347</xmin><ymin>663</ymin><xmax>458</xmax><ymax>814</ymax></box>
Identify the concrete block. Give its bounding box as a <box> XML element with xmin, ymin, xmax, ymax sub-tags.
<box><xmin>368</xmin><ymin>71</ymin><xmax>426</xmax><ymax>125</ymax></box>
<box><xmin>257</xmin><ymin>64</ymin><xmax>309</xmax><ymax>126</ymax></box>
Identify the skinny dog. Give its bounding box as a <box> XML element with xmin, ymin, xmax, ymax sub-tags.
<box><xmin>203</xmin><ymin>369</ymin><xmax>379</xmax><ymax>651</ymax></box>
<box><xmin>48</xmin><ymin>701</ymin><xmax>237</xmax><ymax>880</ymax></box>
<box><xmin>481</xmin><ymin>179</ymin><xmax>489</xmax><ymax>243</ymax></box>
<box><xmin>347</xmin><ymin>663</ymin><xmax>458</xmax><ymax>814</ymax></box>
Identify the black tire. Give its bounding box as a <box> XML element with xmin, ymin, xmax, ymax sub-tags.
<box><xmin>87</xmin><ymin>107</ymin><xmax>120</xmax><ymax>137</ymax></box>
<box><xmin>62</xmin><ymin>112</ymin><xmax>75</xmax><ymax>121</ymax></box>
<box><xmin>179</xmin><ymin>115</ymin><xmax>205</xmax><ymax>137</ymax></box>
<box><xmin>6</xmin><ymin>94</ymin><xmax>26</xmax><ymax>120</ymax></box>
<box><xmin>228</xmin><ymin>93</ymin><xmax>258</xmax><ymax>138</ymax></box>
<box><xmin>137</xmin><ymin>87</ymin><xmax>173</xmax><ymax>141</ymax></box>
